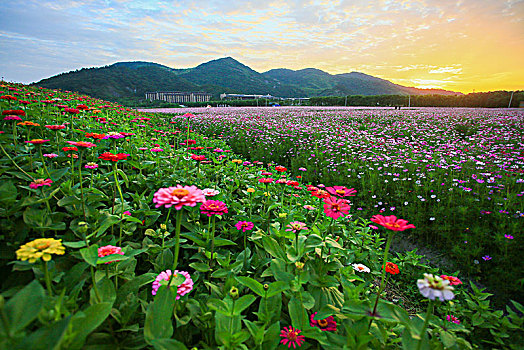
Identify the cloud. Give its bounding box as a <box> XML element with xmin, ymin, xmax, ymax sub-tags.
<box><xmin>429</xmin><ymin>66</ymin><xmax>463</xmax><ymax>74</ymax></box>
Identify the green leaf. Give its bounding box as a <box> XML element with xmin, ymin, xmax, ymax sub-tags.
<box><xmin>151</xmin><ymin>338</ymin><xmax>188</xmax><ymax>350</ymax></box>
<box><xmin>236</xmin><ymin>276</ymin><xmax>265</xmax><ymax>297</ymax></box>
<box><xmin>94</xmin><ymin>213</ymin><xmax>121</xmax><ymax>237</ymax></box>
<box><xmin>80</xmin><ymin>245</ymin><xmax>99</xmax><ymax>267</ymax></box>
<box><xmin>49</xmin><ymin>167</ymin><xmax>69</xmax><ymax>181</ymax></box>
<box><xmin>69</xmin><ymin>302</ymin><xmax>112</xmax><ymax>349</ymax></box>
<box><xmin>207</xmin><ymin>298</ymin><xmax>230</xmax><ymax>315</ymax></box>
<box><xmin>117</xmin><ymin>168</ymin><xmax>129</xmax><ymax>188</ymax></box>
<box><xmin>0</xmin><ymin>181</ymin><xmax>17</xmax><ymax>203</ymax></box>
<box><xmin>90</xmin><ymin>277</ymin><xmax>116</xmax><ymax>304</ymax></box>
<box><xmin>440</xmin><ymin>330</ymin><xmax>456</xmax><ymax>348</ymax></box>
<box><xmin>62</xmin><ymin>241</ymin><xmax>87</xmax><ymax>248</ymax></box>
<box><xmin>2</xmin><ymin>280</ymin><xmax>45</xmax><ymax>335</ymax></box>
<box><xmin>96</xmin><ymin>254</ymin><xmax>129</xmax><ymax>264</ymax></box>
<box><xmin>14</xmin><ymin>315</ymin><xmax>72</xmax><ymax>350</ymax></box>
<box><xmin>144</xmin><ymin>286</ymin><xmax>176</xmax><ymax>344</ymax></box>
<box><xmin>266</xmin><ymin>281</ymin><xmax>289</xmax><ymax>298</ymax></box>
<box><xmin>288</xmin><ymin>296</ymin><xmax>308</xmax><ymax>330</ymax></box>
<box><xmin>262</xmin><ymin>236</ymin><xmax>285</xmax><ymax>260</ymax></box>
<box><xmin>233</xmin><ymin>295</ymin><xmax>256</xmax><ymax>315</ymax></box>
<box><xmin>189</xmin><ymin>262</ymin><xmax>210</xmax><ymax>272</ymax></box>
<box><xmin>305</xmin><ymin>234</ymin><xmax>324</xmax><ymax>248</ymax></box>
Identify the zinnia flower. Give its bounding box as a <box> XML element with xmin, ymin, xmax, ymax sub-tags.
<box><xmin>29</xmin><ymin>178</ymin><xmax>53</xmax><ymax>189</ymax></box>
<box><xmin>235</xmin><ymin>221</ymin><xmax>254</xmax><ymax>232</ymax></box>
<box><xmin>98</xmin><ymin>152</ymin><xmax>129</xmax><ymax>161</ymax></box>
<box><xmin>98</xmin><ymin>245</ymin><xmax>124</xmax><ymax>264</ymax></box>
<box><xmin>285</xmin><ymin>221</ymin><xmax>308</xmax><ymax>233</ymax></box>
<box><xmin>85</xmin><ymin>162</ymin><xmax>98</xmax><ymax>169</ymax></box>
<box><xmin>370</xmin><ymin>215</ymin><xmax>416</xmax><ymax>232</ymax></box>
<box><xmin>202</xmin><ymin>188</ymin><xmax>220</xmax><ymax>197</ymax></box>
<box><xmin>326</xmin><ymin>186</ymin><xmax>357</xmax><ymax>197</ymax></box>
<box><xmin>153</xmin><ymin>185</ymin><xmax>205</xmax><ymax>209</ymax></box>
<box><xmin>258</xmin><ymin>178</ymin><xmax>274</xmax><ymax>184</ymax></box>
<box><xmin>446</xmin><ymin>315</ymin><xmax>460</xmax><ymax>324</ymax></box>
<box><xmin>191</xmin><ymin>154</ymin><xmax>206</xmax><ymax>161</ymax></box>
<box><xmin>280</xmin><ymin>326</ymin><xmax>305</xmax><ymax>348</ymax></box>
<box><xmin>310</xmin><ymin>312</ymin><xmax>337</xmax><ymax>332</ymax></box>
<box><xmin>440</xmin><ymin>275</ymin><xmax>462</xmax><ymax>286</ymax></box>
<box><xmin>310</xmin><ymin>188</ymin><xmax>330</xmax><ymax>199</ymax></box>
<box><xmin>67</xmin><ymin>141</ymin><xmax>97</xmax><ymax>148</ymax></box>
<box><xmin>43</xmin><ymin>153</ymin><xmax>58</xmax><ymax>158</ymax></box>
<box><xmin>16</xmin><ymin>238</ymin><xmax>65</xmax><ymax>263</ymax></box>
<box><xmin>200</xmin><ymin>200</ymin><xmax>228</xmax><ymax>216</ymax></box>
<box><xmin>275</xmin><ymin>165</ymin><xmax>287</xmax><ymax>172</ymax></box>
<box><xmin>151</xmin><ymin>270</ymin><xmax>194</xmax><ymax>299</ymax></box>
<box><xmin>45</xmin><ymin>125</ymin><xmax>66</xmax><ymax>130</ymax></box>
<box><xmin>25</xmin><ymin>139</ymin><xmax>50</xmax><ymax>144</ymax></box>
<box><xmin>383</xmin><ymin>262</ymin><xmax>400</xmax><ymax>275</ymax></box>
<box><xmin>417</xmin><ymin>273</ymin><xmax>455</xmax><ymax>301</ymax></box>
<box><xmin>323</xmin><ymin>196</ymin><xmax>351</xmax><ymax>219</ymax></box>
<box><xmin>352</xmin><ymin>263</ymin><xmax>370</xmax><ymax>273</ymax></box>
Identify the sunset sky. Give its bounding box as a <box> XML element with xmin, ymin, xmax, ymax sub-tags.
<box><xmin>1</xmin><ymin>0</ymin><xmax>522</xmax><ymax>93</ymax></box>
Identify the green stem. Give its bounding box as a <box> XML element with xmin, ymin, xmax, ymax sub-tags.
<box><xmin>43</xmin><ymin>260</ymin><xmax>53</xmax><ymax>296</ymax></box>
<box><xmin>172</xmin><ymin>210</ymin><xmax>183</xmax><ymax>271</ymax></box>
<box><xmin>163</xmin><ymin>206</ymin><xmax>173</xmax><ymax>250</ymax></box>
<box><xmin>38</xmin><ymin>144</ymin><xmax>52</xmax><ymax>179</ymax></box>
<box><xmin>90</xmin><ymin>266</ymin><xmax>102</xmax><ymax>303</ymax></box>
<box><xmin>113</xmin><ymin>163</ymin><xmax>125</xmax><ymax>245</ymax></box>
<box><xmin>79</xmin><ymin>151</ymin><xmax>87</xmax><ymax>222</ymax></box>
<box><xmin>416</xmin><ymin>300</ymin><xmax>434</xmax><ymax>350</ymax></box>
<box><xmin>371</xmin><ymin>231</ymin><xmax>394</xmax><ymax>317</ymax></box>
<box><xmin>210</xmin><ymin>215</ymin><xmax>216</xmax><ymax>268</ymax></box>
<box><xmin>0</xmin><ymin>143</ymin><xmax>34</xmax><ymax>180</ymax></box>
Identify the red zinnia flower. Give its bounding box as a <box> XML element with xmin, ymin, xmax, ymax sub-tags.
<box><xmin>326</xmin><ymin>186</ymin><xmax>357</xmax><ymax>197</ymax></box>
<box><xmin>45</xmin><ymin>125</ymin><xmax>66</xmax><ymax>130</ymax></box>
<box><xmin>440</xmin><ymin>275</ymin><xmax>462</xmax><ymax>286</ymax></box>
<box><xmin>383</xmin><ymin>262</ymin><xmax>400</xmax><ymax>275</ymax></box>
<box><xmin>98</xmin><ymin>152</ymin><xmax>129</xmax><ymax>161</ymax></box>
<box><xmin>77</xmin><ymin>104</ymin><xmax>89</xmax><ymax>110</ymax></box>
<box><xmin>310</xmin><ymin>312</ymin><xmax>337</xmax><ymax>332</ymax></box>
<box><xmin>275</xmin><ymin>165</ymin><xmax>287</xmax><ymax>172</ymax></box>
<box><xmin>280</xmin><ymin>326</ymin><xmax>305</xmax><ymax>348</ymax></box>
<box><xmin>258</xmin><ymin>178</ymin><xmax>274</xmax><ymax>184</ymax></box>
<box><xmin>323</xmin><ymin>196</ymin><xmax>351</xmax><ymax>219</ymax></box>
<box><xmin>64</xmin><ymin>108</ymin><xmax>80</xmax><ymax>114</ymax></box>
<box><xmin>62</xmin><ymin>146</ymin><xmax>78</xmax><ymax>152</ymax></box>
<box><xmin>191</xmin><ymin>154</ymin><xmax>206</xmax><ymax>161</ymax></box>
<box><xmin>311</xmin><ymin>189</ymin><xmax>330</xmax><ymax>199</ymax></box>
<box><xmin>370</xmin><ymin>215</ymin><xmax>416</xmax><ymax>232</ymax></box>
<box><xmin>200</xmin><ymin>200</ymin><xmax>228</xmax><ymax>216</ymax></box>
<box><xmin>2</xmin><ymin>109</ymin><xmax>25</xmax><ymax>116</ymax></box>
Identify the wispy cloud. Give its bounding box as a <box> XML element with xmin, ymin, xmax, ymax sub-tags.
<box><xmin>0</xmin><ymin>0</ymin><xmax>522</xmax><ymax>92</ymax></box>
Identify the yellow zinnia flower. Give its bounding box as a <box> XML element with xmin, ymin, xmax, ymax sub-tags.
<box><xmin>232</xmin><ymin>159</ymin><xmax>243</xmax><ymax>164</ymax></box>
<box><xmin>247</xmin><ymin>188</ymin><xmax>255</xmax><ymax>193</ymax></box>
<box><xmin>16</xmin><ymin>238</ymin><xmax>65</xmax><ymax>263</ymax></box>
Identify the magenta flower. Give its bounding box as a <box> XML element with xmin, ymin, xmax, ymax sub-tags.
<box><xmin>43</xmin><ymin>153</ymin><xmax>59</xmax><ymax>158</ymax></box>
<box><xmin>310</xmin><ymin>312</ymin><xmax>337</xmax><ymax>332</ymax></box>
<box><xmin>446</xmin><ymin>315</ymin><xmax>460</xmax><ymax>324</ymax></box>
<box><xmin>85</xmin><ymin>162</ymin><xmax>98</xmax><ymax>169</ymax></box>
<box><xmin>153</xmin><ymin>185</ymin><xmax>206</xmax><ymax>210</ymax></box>
<box><xmin>280</xmin><ymin>326</ymin><xmax>305</xmax><ymax>348</ymax></box>
<box><xmin>152</xmin><ymin>270</ymin><xmax>194</xmax><ymax>299</ymax></box>
<box><xmin>29</xmin><ymin>178</ymin><xmax>53</xmax><ymax>189</ymax></box>
<box><xmin>200</xmin><ymin>200</ymin><xmax>228</xmax><ymax>216</ymax></box>
<box><xmin>370</xmin><ymin>215</ymin><xmax>416</xmax><ymax>232</ymax></box>
<box><xmin>235</xmin><ymin>221</ymin><xmax>254</xmax><ymax>232</ymax></box>
<box><xmin>326</xmin><ymin>186</ymin><xmax>357</xmax><ymax>197</ymax></box>
<box><xmin>323</xmin><ymin>196</ymin><xmax>351</xmax><ymax>219</ymax></box>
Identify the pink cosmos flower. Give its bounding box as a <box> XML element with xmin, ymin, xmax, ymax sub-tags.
<box><xmin>30</xmin><ymin>178</ymin><xmax>53</xmax><ymax>189</ymax></box>
<box><xmin>280</xmin><ymin>326</ymin><xmax>305</xmax><ymax>348</ymax></box>
<box><xmin>200</xmin><ymin>200</ymin><xmax>228</xmax><ymax>216</ymax></box>
<box><xmin>153</xmin><ymin>185</ymin><xmax>206</xmax><ymax>210</ymax></box>
<box><xmin>152</xmin><ymin>270</ymin><xmax>194</xmax><ymax>300</ymax></box>
<box><xmin>98</xmin><ymin>245</ymin><xmax>124</xmax><ymax>264</ymax></box>
<box><xmin>370</xmin><ymin>215</ymin><xmax>416</xmax><ymax>232</ymax></box>
<box><xmin>323</xmin><ymin>196</ymin><xmax>351</xmax><ymax>219</ymax></box>
<box><xmin>326</xmin><ymin>186</ymin><xmax>357</xmax><ymax>197</ymax></box>
<box><xmin>235</xmin><ymin>221</ymin><xmax>254</xmax><ymax>232</ymax></box>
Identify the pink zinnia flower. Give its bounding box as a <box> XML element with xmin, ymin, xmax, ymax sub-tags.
<box><xmin>3</xmin><ymin>115</ymin><xmax>23</xmax><ymax>121</ymax></box>
<box><xmin>43</xmin><ymin>153</ymin><xmax>59</xmax><ymax>158</ymax></box>
<box><xmin>323</xmin><ymin>196</ymin><xmax>351</xmax><ymax>219</ymax></box>
<box><xmin>98</xmin><ymin>245</ymin><xmax>124</xmax><ymax>264</ymax></box>
<box><xmin>258</xmin><ymin>178</ymin><xmax>274</xmax><ymax>184</ymax></box>
<box><xmin>235</xmin><ymin>221</ymin><xmax>254</xmax><ymax>232</ymax></box>
<box><xmin>151</xmin><ymin>270</ymin><xmax>194</xmax><ymax>299</ymax></box>
<box><xmin>30</xmin><ymin>178</ymin><xmax>53</xmax><ymax>189</ymax></box>
<box><xmin>370</xmin><ymin>215</ymin><xmax>416</xmax><ymax>232</ymax></box>
<box><xmin>85</xmin><ymin>162</ymin><xmax>98</xmax><ymax>169</ymax></box>
<box><xmin>25</xmin><ymin>139</ymin><xmax>50</xmax><ymax>144</ymax></box>
<box><xmin>285</xmin><ymin>221</ymin><xmax>308</xmax><ymax>233</ymax></box>
<box><xmin>280</xmin><ymin>326</ymin><xmax>305</xmax><ymax>348</ymax></box>
<box><xmin>310</xmin><ymin>312</ymin><xmax>337</xmax><ymax>332</ymax></box>
<box><xmin>152</xmin><ymin>185</ymin><xmax>206</xmax><ymax>210</ymax></box>
<box><xmin>200</xmin><ymin>200</ymin><xmax>228</xmax><ymax>216</ymax></box>
<box><xmin>326</xmin><ymin>186</ymin><xmax>357</xmax><ymax>197</ymax></box>
<box><xmin>67</xmin><ymin>141</ymin><xmax>97</xmax><ymax>148</ymax></box>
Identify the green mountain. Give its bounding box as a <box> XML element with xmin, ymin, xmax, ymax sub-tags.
<box><xmin>33</xmin><ymin>57</ymin><xmax>461</xmax><ymax>104</ymax></box>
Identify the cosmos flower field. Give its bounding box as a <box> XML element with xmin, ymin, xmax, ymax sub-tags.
<box><xmin>1</xmin><ymin>83</ymin><xmax>523</xmax><ymax>349</ymax></box>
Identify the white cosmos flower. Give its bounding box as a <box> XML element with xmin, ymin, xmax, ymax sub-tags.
<box><xmin>417</xmin><ymin>273</ymin><xmax>454</xmax><ymax>301</ymax></box>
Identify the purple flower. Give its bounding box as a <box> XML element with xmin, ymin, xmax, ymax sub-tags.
<box><xmin>482</xmin><ymin>255</ymin><xmax>492</xmax><ymax>261</ymax></box>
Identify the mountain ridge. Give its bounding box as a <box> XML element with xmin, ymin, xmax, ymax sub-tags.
<box><xmin>34</xmin><ymin>57</ymin><xmax>462</xmax><ymax>103</ymax></box>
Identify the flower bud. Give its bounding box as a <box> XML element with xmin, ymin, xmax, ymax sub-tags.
<box><xmin>295</xmin><ymin>262</ymin><xmax>304</xmax><ymax>270</ymax></box>
<box><xmin>160</xmin><ymin>224</ymin><xmax>167</xmax><ymax>230</ymax></box>
<box><xmin>263</xmin><ymin>284</ymin><xmax>269</xmax><ymax>290</ymax></box>
<box><xmin>229</xmin><ymin>286</ymin><xmax>239</xmax><ymax>299</ymax></box>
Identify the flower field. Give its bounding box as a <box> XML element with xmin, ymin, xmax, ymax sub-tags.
<box><xmin>0</xmin><ymin>83</ymin><xmax>523</xmax><ymax>349</ymax></box>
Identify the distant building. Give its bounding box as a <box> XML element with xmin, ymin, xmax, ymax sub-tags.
<box><xmin>145</xmin><ymin>91</ymin><xmax>212</xmax><ymax>103</ymax></box>
<box><xmin>220</xmin><ymin>93</ymin><xmax>273</xmax><ymax>100</ymax></box>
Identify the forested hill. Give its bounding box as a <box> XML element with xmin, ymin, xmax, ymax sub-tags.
<box><xmin>34</xmin><ymin>57</ymin><xmax>462</xmax><ymax>104</ymax></box>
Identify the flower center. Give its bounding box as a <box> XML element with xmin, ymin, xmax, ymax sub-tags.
<box><xmin>385</xmin><ymin>222</ymin><xmax>400</xmax><ymax>228</ymax></box>
<box><xmin>292</xmin><ymin>224</ymin><xmax>301</xmax><ymax>230</ymax></box>
<box><xmin>36</xmin><ymin>242</ymin><xmax>50</xmax><ymax>250</ymax></box>
<box><xmin>336</xmin><ymin>189</ymin><xmax>345</xmax><ymax>195</ymax></box>
<box><xmin>172</xmin><ymin>189</ymin><xmax>189</xmax><ymax>198</ymax></box>
<box><xmin>318</xmin><ymin>319</ymin><xmax>328</xmax><ymax>328</ymax></box>
<box><xmin>331</xmin><ymin>204</ymin><xmax>340</xmax><ymax>212</ymax></box>
<box><xmin>358</xmin><ymin>266</ymin><xmax>364</xmax><ymax>271</ymax></box>
<box><xmin>288</xmin><ymin>331</ymin><xmax>298</xmax><ymax>341</ymax></box>
<box><xmin>35</xmin><ymin>179</ymin><xmax>46</xmax><ymax>184</ymax></box>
